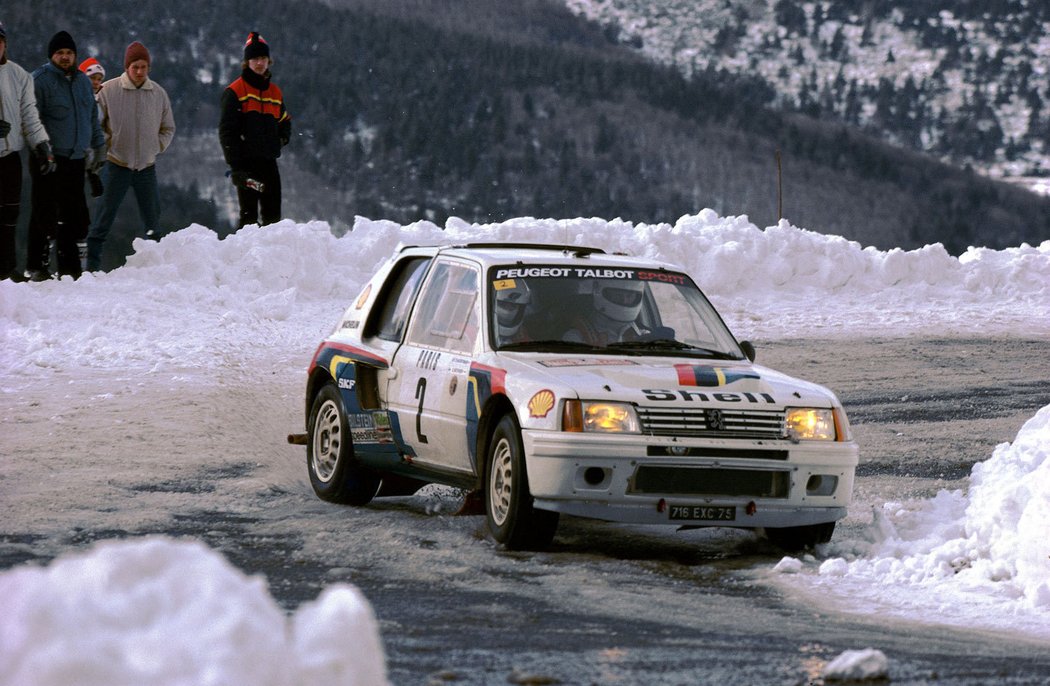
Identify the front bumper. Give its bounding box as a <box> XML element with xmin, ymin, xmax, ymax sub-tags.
<box><xmin>522</xmin><ymin>430</ymin><xmax>857</xmax><ymax>529</ymax></box>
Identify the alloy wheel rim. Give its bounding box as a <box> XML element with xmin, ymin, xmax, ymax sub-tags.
<box><xmin>312</xmin><ymin>400</ymin><xmax>341</xmax><ymax>483</ymax></box>
<box><xmin>489</xmin><ymin>438</ymin><xmax>513</xmax><ymax>526</ymax></box>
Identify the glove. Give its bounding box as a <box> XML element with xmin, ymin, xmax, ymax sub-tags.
<box><xmin>85</xmin><ymin>146</ymin><xmax>106</xmax><ymax>174</ymax></box>
<box><xmin>0</xmin><ymin>120</ymin><xmax>10</xmax><ymax>138</ymax></box>
<box><xmin>88</xmin><ymin>171</ymin><xmax>104</xmax><ymax>198</ymax></box>
<box><xmin>35</xmin><ymin>141</ymin><xmax>57</xmax><ymax>175</ymax></box>
<box><xmin>230</xmin><ymin>170</ymin><xmax>265</xmax><ymax>193</ymax></box>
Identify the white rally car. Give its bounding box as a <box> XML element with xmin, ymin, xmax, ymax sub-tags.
<box><xmin>295</xmin><ymin>243</ymin><xmax>857</xmax><ymax>550</ymax></box>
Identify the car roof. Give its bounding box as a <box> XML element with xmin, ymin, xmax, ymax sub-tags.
<box><xmin>393</xmin><ymin>242</ymin><xmax>683</xmax><ymax>272</ymax></box>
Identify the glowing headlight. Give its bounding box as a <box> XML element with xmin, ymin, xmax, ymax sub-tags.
<box><xmin>784</xmin><ymin>408</ymin><xmax>836</xmax><ymax>441</ymax></box>
<box><xmin>562</xmin><ymin>401</ymin><xmax>640</xmax><ymax>433</ymax></box>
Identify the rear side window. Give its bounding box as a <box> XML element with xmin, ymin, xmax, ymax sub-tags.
<box><xmin>366</xmin><ymin>257</ymin><xmax>431</xmax><ymax>342</ymax></box>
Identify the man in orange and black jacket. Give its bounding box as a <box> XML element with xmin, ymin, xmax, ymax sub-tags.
<box><xmin>218</xmin><ymin>31</ymin><xmax>291</xmax><ymax>229</ymax></box>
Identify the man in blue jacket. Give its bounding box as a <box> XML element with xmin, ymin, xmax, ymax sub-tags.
<box><xmin>27</xmin><ymin>31</ymin><xmax>104</xmax><ymax>279</ymax></box>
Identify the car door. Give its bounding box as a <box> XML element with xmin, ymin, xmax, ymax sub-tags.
<box><xmin>384</xmin><ymin>259</ymin><xmax>481</xmax><ymax>475</ymax></box>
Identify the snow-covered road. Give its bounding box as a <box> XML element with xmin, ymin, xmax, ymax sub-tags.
<box><xmin>2</xmin><ymin>215</ymin><xmax>1049</xmax><ymax>684</ymax></box>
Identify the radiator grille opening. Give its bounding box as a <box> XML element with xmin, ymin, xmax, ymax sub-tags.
<box><xmin>636</xmin><ymin>407</ymin><xmax>785</xmax><ymax>438</ymax></box>
<box><xmin>630</xmin><ymin>466</ymin><xmax>789</xmax><ymax>498</ymax></box>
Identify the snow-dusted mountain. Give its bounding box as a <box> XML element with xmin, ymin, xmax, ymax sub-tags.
<box><xmin>565</xmin><ymin>0</ymin><xmax>1050</xmax><ymax>191</ymax></box>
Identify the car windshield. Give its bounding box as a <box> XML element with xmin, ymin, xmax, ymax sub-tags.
<box><xmin>488</xmin><ymin>264</ymin><xmax>743</xmax><ymax>357</ymax></box>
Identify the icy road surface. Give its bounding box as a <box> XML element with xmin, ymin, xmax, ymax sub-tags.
<box><xmin>3</xmin><ymin>336</ymin><xmax>1048</xmax><ymax>685</ymax></box>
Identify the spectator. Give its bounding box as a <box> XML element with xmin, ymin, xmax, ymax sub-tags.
<box><xmin>219</xmin><ymin>31</ymin><xmax>291</xmax><ymax>229</ymax></box>
<box><xmin>0</xmin><ymin>20</ymin><xmax>53</xmax><ymax>282</ymax></box>
<box><xmin>78</xmin><ymin>56</ymin><xmax>104</xmax><ymax>94</ymax></box>
<box><xmin>25</xmin><ymin>31</ymin><xmax>105</xmax><ymax>280</ymax></box>
<box><xmin>85</xmin><ymin>41</ymin><xmax>175</xmax><ymax>272</ymax></box>
<box><xmin>79</xmin><ymin>56</ymin><xmax>106</xmax><ymax>199</ymax></box>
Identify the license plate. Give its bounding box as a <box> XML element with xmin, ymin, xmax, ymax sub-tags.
<box><xmin>668</xmin><ymin>505</ymin><xmax>736</xmax><ymax>522</ymax></box>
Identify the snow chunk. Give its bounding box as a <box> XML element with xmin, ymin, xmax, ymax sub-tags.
<box><xmin>773</xmin><ymin>556</ymin><xmax>804</xmax><ymax>574</ymax></box>
<box><xmin>823</xmin><ymin>648</ymin><xmax>889</xmax><ymax>681</ymax></box>
<box><xmin>0</xmin><ymin>537</ymin><xmax>388</xmax><ymax>686</ymax></box>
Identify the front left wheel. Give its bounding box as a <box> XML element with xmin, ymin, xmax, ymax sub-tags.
<box><xmin>763</xmin><ymin>521</ymin><xmax>835</xmax><ymax>552</ymax></box>
<box><xmin>307</xmin><ymin>383</ymin><xmax>381</xmax><ymax>505</ymax></box>
<box><xmin>485</xmin><ymin>414</ymin><xmax>559</xmax><ymax>550</ymax></box>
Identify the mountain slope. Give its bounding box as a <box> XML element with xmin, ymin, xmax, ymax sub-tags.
<box><xmin>4</xmin><ymin>0</ymin><xmax>1048</xmax><ymax>264</ymax></box>
<box><xmin>564</xmin><ymin>0</ymin><xmax>1050</xmax><ymax>189</ymax></box>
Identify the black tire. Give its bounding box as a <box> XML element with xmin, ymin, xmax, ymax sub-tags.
<box><xmin>485</xmin><ymin>414</ymin><xmax>559</xmax><ymax>550</ymax></box>
<box><xmin>764</xmin><ymin>521</ymin><xmax>836</xmax><ymax>552</ymax></box>
<box><xmin>307</xmin><ymin>383</ymin><xmax>381</xmax><ymax>505</ymax></box>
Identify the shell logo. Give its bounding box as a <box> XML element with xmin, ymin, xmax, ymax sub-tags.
<box><xmin>528</xmin><ymin>390</ymin><xmax>556</xmax><ymax>418</ymax></box>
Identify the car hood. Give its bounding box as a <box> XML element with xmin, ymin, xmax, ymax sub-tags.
<box><xmin>503</xmin><ymin>355</ymin><xmax>837</xmax><ymax>408</ymax></box>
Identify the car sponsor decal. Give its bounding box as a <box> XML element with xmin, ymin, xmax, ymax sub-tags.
<box><xmin>539</xmin><ymin>358</ymin><xmax>639</xmax><ymax>367</ymax></box>
<box><xmin>675</xmin><ymin>364</ymin><xmax>761</xmax><ymax>387</ymax></box>
<box><xmin>492</xmin><ymin>266</ymin><xmax>692</xmax><ymax>285</ymax></box>
<box><xmin>348</xmin><ymin>411</ymin><xmax>394</xmax><ymax>444</ymax></box>
<box><xmin>643</xmin><ymin>388</ymin><xmax>775</xmax><ymax>404</ymax></box>
<box><xmin>528</xmin><ymin>390</ymin><xmax>556</xmax><ymax>418</ymax></box>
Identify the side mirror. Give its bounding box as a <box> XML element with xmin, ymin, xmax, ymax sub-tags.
<box><xmin>739</xmin><ymin>340</ymin><xmax>756</xmax><ymax>362</ymax></box>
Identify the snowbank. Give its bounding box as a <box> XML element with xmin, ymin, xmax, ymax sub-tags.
<box><xmin>1</xmin><ymin>212</ymin><xmax>1046</xmax><ymax>380</ymax></box>
<box><xmin>0</xmin><ymin>537</ymin><xmax>387</xmax><ymax>686</ymax></box>
<box><xmin>776</xmin><ymin>403</ymin><xmax>1050</xmax><ymax>634</ymax></box>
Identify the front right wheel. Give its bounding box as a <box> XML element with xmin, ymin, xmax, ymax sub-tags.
<box><xmin>485</xmin><ymin>414</ymin><xmax>559</xmax><ymax>550</ymax></box>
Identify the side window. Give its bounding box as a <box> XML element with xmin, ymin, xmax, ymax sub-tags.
<box><xmin>406</xmin><ymin>262</ymin><xmax>480</xmax><ymax>353</ymax></box>
<box><xmin>367</xmin><ymin>257</ymin><xmax>431</xmax><ymax>342</ymax></box>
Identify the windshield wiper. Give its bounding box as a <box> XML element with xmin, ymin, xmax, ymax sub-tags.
<box><xmin>607</xmin><ymin>340</ymin><xmax>738</xmax><ymax>358</ymax></box>
<box><xmin>499</xmin><ymin>339</ymin><xmax>606</xmax><ymax>352</ymax></box>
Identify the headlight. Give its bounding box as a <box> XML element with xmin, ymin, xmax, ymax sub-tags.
<box><xmin>784</xmin><ymin>408</ymin><xmax>836</xmax><ymax>441</ymax></box>
<box><xmin>562</xmin><ymin>400</ymin><xmax>640</xmax><ymax>433</ymax></box>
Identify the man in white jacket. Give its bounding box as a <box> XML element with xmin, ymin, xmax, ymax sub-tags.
<box><xmin>85</xmin><ymin>40</ymin><xmax>175</xmax><ymax>272</ymax></box>
<box><xmin>0</xmin><ymin>21</ymin><xmax>54</xmax><ymax>282</ymax></box>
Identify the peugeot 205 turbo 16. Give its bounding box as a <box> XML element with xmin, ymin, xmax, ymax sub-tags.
<box><xmin>291</xmin><ymin>243</ymin><xmax>858</xmax><ymax>551</ymax></box>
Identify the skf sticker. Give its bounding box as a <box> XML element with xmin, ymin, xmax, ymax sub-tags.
<box><xmin>355</xmin><ymin>284</ymin><xmax>372</xmax><ymax>310</ymax></box>
<box><xmin>528</xmin><ymin>389</ymin><xmax>556</xmax><ymax>418</ymax></box>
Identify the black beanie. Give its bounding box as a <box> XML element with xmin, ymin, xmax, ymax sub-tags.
<box><xmin>48</xmin><ymin>30</ymin><xmax>76</xmax><ymax>57</ymax></box>
<box><xmin>243</xmin><ymin>31</ymin><xmax>269</xmax><ymax>60</ymax></box>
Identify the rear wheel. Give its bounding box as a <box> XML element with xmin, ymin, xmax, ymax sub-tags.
<box><xmin>763</xmin><ymin>522</ymin><xmax>835</xmax><ymax>552</ymax></box>
<box><xmin>307</xmin><ymin>383</ymin><xmax>381</xmax><ymax>505</ymax></box>
<box><xmin>485</xmin><ymin>414</ymin><xmax>559</xmax><ymax>550</ymax></box>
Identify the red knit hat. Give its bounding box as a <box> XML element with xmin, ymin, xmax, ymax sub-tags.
<box><xmin>79</xmin><ymin>56</ymin><xmax>105</xmax><ymax>79</ymax></box>
<box><xmin>124</xmin><ymin>41</ymin><xmax>150</xmax><ymax>69</ymax></box>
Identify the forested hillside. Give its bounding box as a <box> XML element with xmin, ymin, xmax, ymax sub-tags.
<box><xmin>5</xmin><ymin>0</ymin><xmax>1049</xmax><ymax>267</ymax></box>
<box><xmin>567</xmin><ymin>0</ymin><xmax>1050</xmax><ymax>184</ymax></box>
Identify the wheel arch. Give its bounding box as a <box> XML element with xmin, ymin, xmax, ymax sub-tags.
<box><xmin>473</xmin><ymin>393</ymin><xmax>517</xmax><ymax>490</ymax></box>
<box><xmin>305</xmin><ymin>367</ymin><xmax>334</xmax><ymax>426</ymax></box>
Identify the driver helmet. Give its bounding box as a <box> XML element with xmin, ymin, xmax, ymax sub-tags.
<box><xmin>593</xmin><ymin>280</ymin><xmax>644</xmax><ymax>322</ymax></box>
<box><xmin>494</xmin><ymin>280</ymin><xmax>531</xmax><ymax>337</ymax></box>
